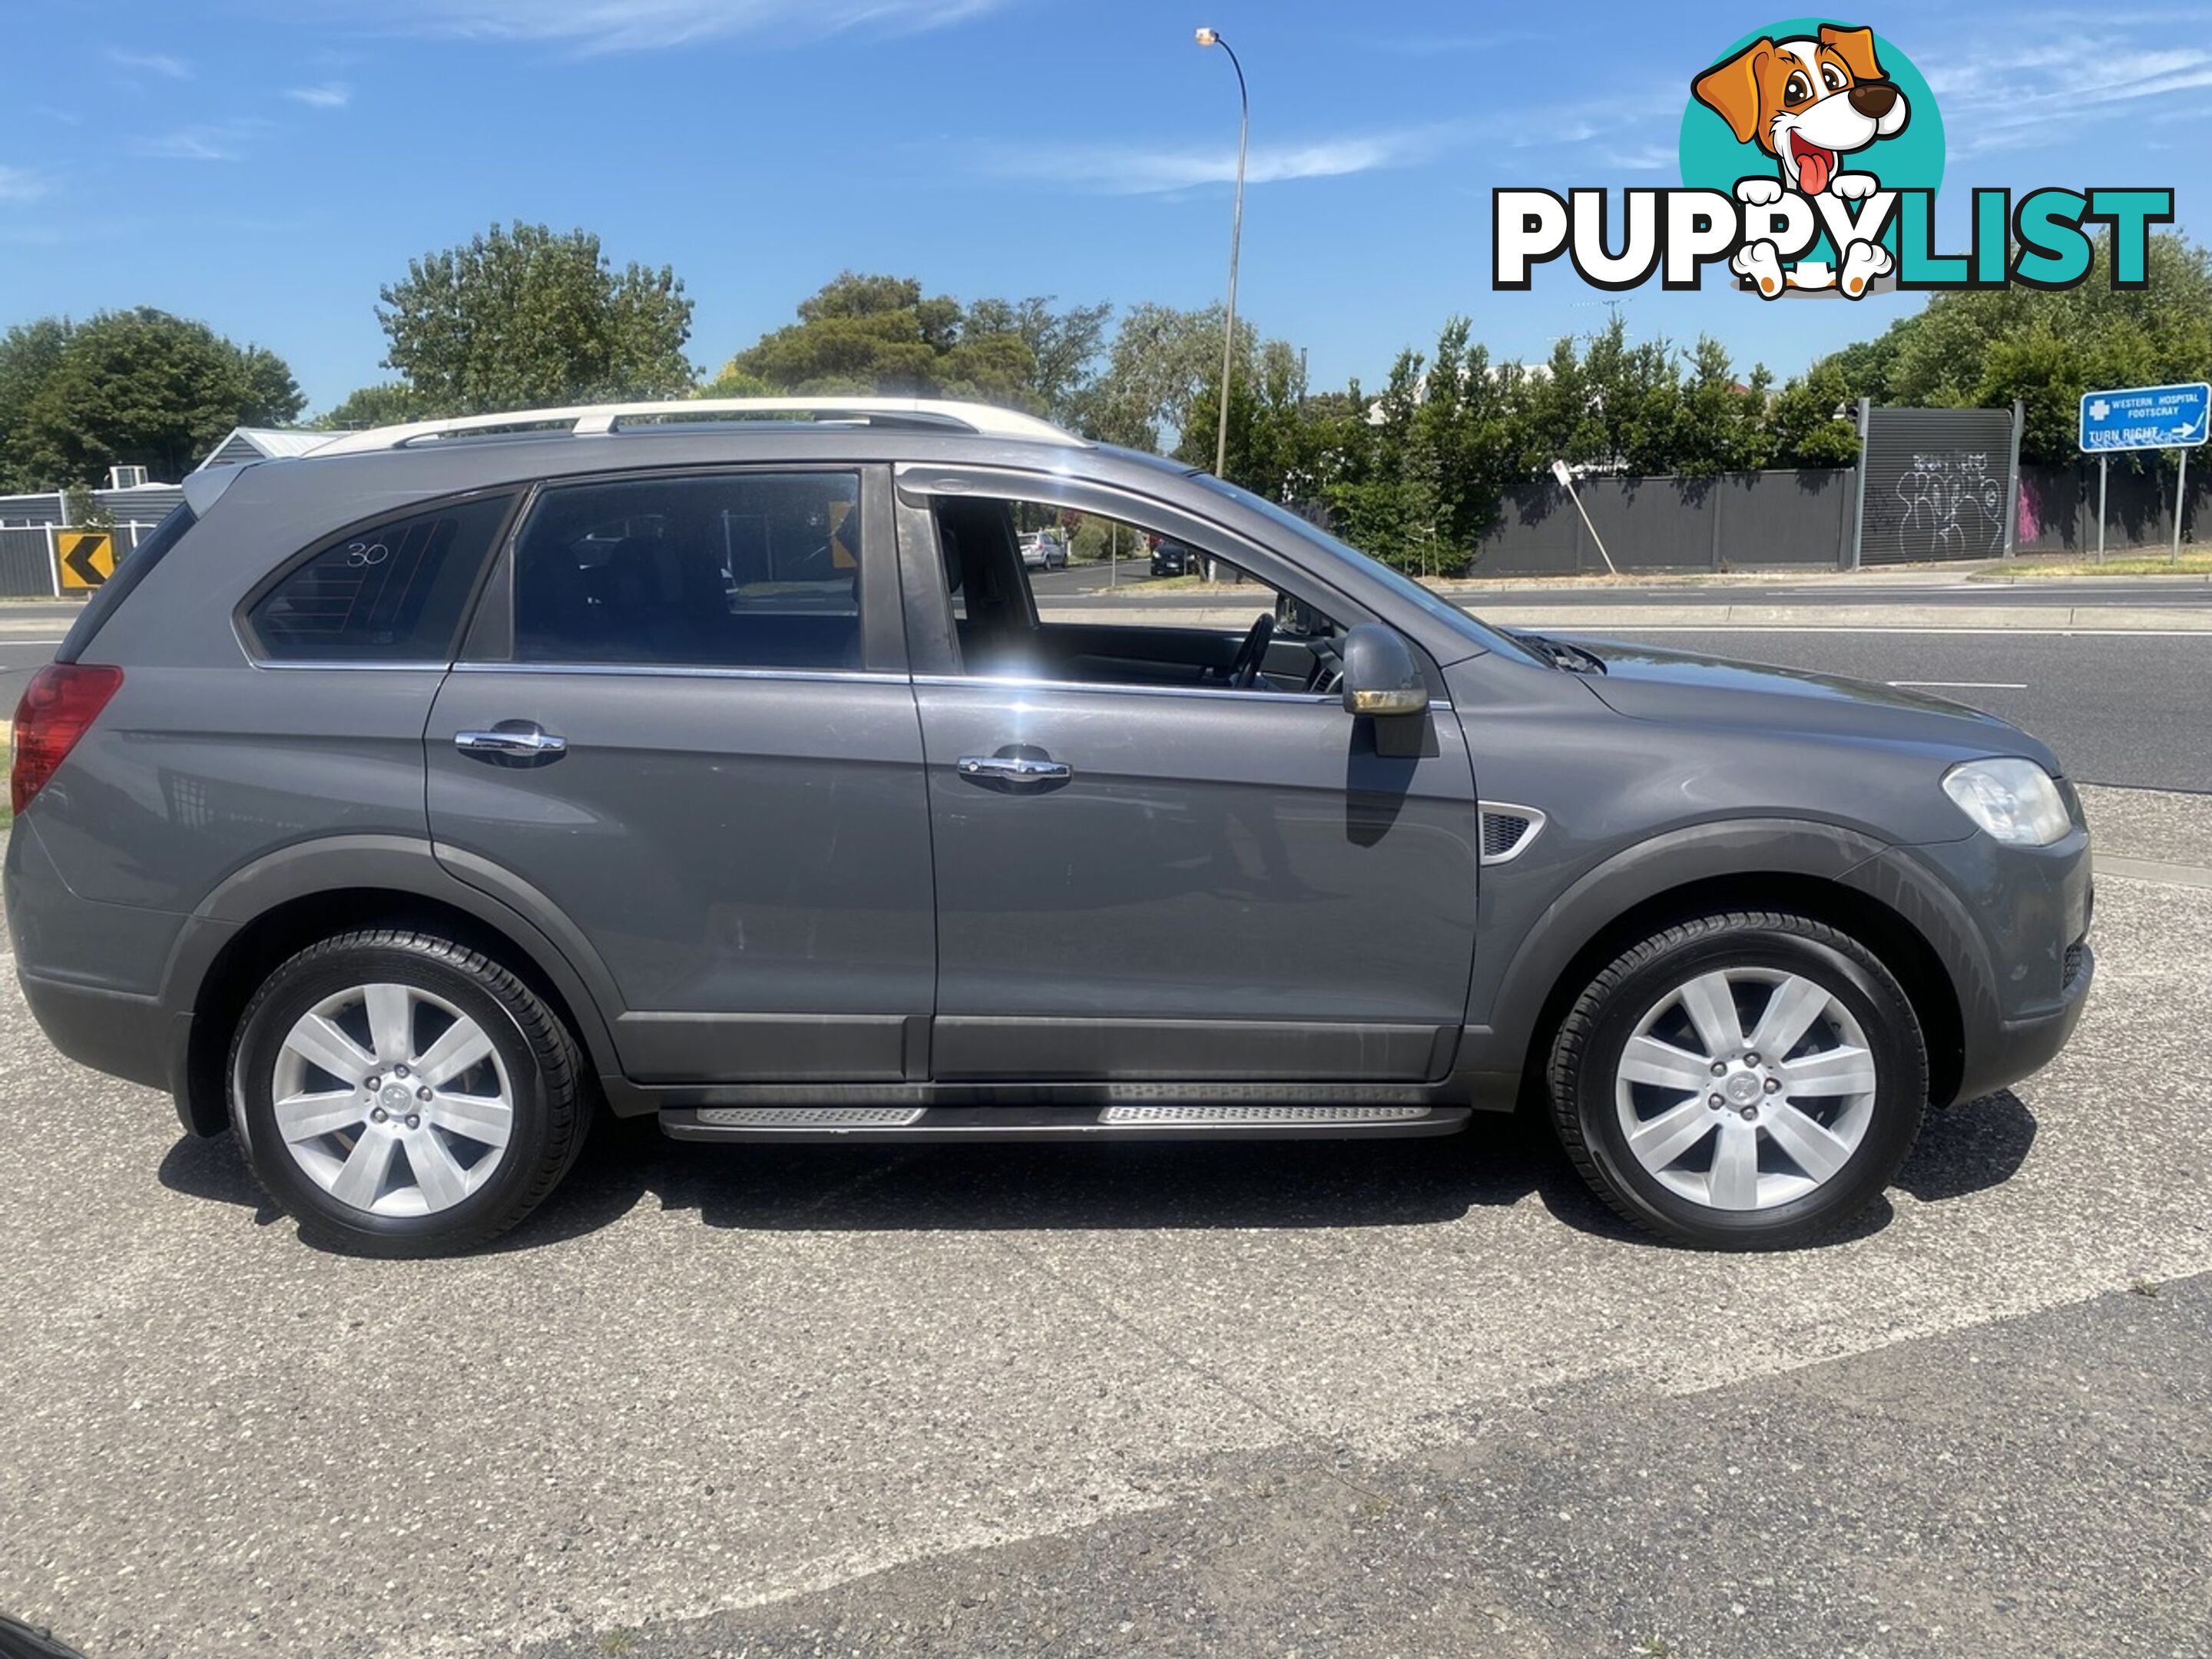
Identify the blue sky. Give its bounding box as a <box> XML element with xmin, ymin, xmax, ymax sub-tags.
<box><xmin>1</xmin><ymin>0</ymin><xmax>2203</xmax><ymax>417</ymax></box>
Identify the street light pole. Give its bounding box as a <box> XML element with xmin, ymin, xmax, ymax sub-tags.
<box><xmin>1196</xmin><ymin>27</ymin><xmax>1247</xmax><ymax>483</ymax></box>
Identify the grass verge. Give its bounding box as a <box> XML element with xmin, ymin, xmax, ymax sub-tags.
<box><xmin>1995</xmin><ymin>551</ymin><xmax>2212</xmax><ymax>578</ymax></box>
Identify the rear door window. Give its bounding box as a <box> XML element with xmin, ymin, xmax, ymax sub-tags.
<box><xmin>247</xmin><ymin>495</ymin><xmax>514</xmax><ymax>663</ymax></box>
<box><xmin>509</xmin><ymin>472</ymin><xmax>863</xmax><ymax>671</ymax></box>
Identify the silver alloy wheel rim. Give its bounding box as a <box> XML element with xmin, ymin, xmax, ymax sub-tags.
<box><xmin>1613</xmin><ymin>967</ymin><xmax>1877</xmax><ymax>1212</ymax></box>
<box><xmin>270</xmin><ymin>983</ymin><xmax>515</xmax><ymax>1217</ymax></box>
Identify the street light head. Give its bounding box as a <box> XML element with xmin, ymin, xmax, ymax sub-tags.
<box><xmin>1195</xmin><ymin>27</ymin><xmax>1219</xmax><ymax>46</ymax></box>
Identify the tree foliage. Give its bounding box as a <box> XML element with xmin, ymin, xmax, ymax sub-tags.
<box><xmin>721</xmin><ymin>272</ymin><xmax>1070</xmax><ymax>414</ymax></box>
<box><xmin>377</xmin><ymin>222</ymin><xmax>694</xmax><ymax>416</ymax></box>
<box><xmin>1810</xmin><ymin>231</ymin><xmax>2212</xmax><ymax>463</ymax></box>
<box><xmin>313</xmin><ymin>381</ymin><xmax>431</xmax><ymax>430</ymax></box>
<box><xmin>0</xmin><ymin>308</ymin><xmax>302</xmax><ymax>489</ymax></box>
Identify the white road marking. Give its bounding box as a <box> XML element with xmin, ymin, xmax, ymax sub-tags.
<box><xmin>1886</xmin><ymin>680</ymin><xmax>2028</xmax><ymax>690</ymax></box>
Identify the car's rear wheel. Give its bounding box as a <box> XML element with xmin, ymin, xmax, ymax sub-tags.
<box><xmin>1548</xmin><ymin>911</ymin><xmax>1927</xmax><ymax>1249</ymax></box>
<box><xmin>228</xmin><ymin>929</ymin><xmax>588</xmax><ymax>1256</ymax></box>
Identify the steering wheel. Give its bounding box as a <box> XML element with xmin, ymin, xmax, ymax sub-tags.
<box><xmin>1227</xmin><ymin>614</ymin><xmax>1276</xmax><ymax>690</ymax></box>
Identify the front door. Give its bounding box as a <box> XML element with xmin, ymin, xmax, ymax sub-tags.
<box><xmin>901</xmin><ymin>479</ymin><xmax>1481</xmax><ymax>1084</ymax></box>
<box><xmin>426</xmin><ymin>465</ymin><xmax>935</xmax><ymax>1084</ymax></box>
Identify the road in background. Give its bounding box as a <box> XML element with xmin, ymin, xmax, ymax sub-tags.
<box><xmin>1029</xmin><ymin>566</ymin><xmax>2212</xmax><ymax>611</ymax></box>
<box><xmin>1561</xmin><ymin>628</ymin><xmax>2212</xmax><ymax>793</ymax></box>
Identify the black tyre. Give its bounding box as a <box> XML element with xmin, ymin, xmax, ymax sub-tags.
<box><xmin>227</xmin><ymin>929</ymin><xmax>588</xmax><ymax>1257</ymax></box>
<box><xmin>1548</xmin><ymin>911</ymin><xmax>1927</xmax><ymax>1250</ymax></box>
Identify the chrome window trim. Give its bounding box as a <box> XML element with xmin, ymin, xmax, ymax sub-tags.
<box><xmin>451</xmin><ymin>661</ymin><xmax>909</xmax><ymax>686</ymax></box>
<box><xmin>912</xmin><ymin>672</ymin><xmax>1452</xmax><ymax>712</ymax></box>
<box><xmin>247</xmin><ymin>658</ymin><xmax>453</xmax><ymax>672</ymax></box>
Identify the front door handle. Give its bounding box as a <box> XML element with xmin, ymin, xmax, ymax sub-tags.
<box><xmin>455</xmin><ymin>723</ymin><xmax>568</xmax><ymax>763</ymax></box>
<box><xmin>956</xmin><ymin>747</ymin><xmax>1072</xmax><ymax>792</ymax></box>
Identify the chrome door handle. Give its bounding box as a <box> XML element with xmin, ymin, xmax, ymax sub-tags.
<box><xmin>956</xmin><ymin>752</ymin><xmax>1072</xmax><ymax>789</ymax></box>
<box><xmin>455</xmin><ymin>726</ymin><xmax>567</xmax><ymax>757</ymax></box>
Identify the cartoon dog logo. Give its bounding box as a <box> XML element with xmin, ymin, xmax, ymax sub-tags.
<box><xmin>1692</xmin><ymin>24</ymin><xmax>1909</xmax><ymax>297</ymax></box>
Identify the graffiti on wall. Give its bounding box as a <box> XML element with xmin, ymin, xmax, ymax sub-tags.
<box><xmin>1893</xmin><ymin>452</ymin><xmax>2006</xmax><ymax>556</ymax></box>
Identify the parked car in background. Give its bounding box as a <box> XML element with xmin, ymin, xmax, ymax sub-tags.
<box><xmin>8</xmin><ymin>397</ymin><xmax>2093</xmax><ymax>1257</ymax></box>
<box><xmin>1149</xmin><ymin>536</ymin><xmax>1199</xmax><ymax>578</ymax></box>
<box><xmin>1018</xmin><ymin>529</ymin><xmax>1067</xmax><ymax>570</ymax></box>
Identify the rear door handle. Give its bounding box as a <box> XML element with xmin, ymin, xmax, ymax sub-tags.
<box><xmin>956</xmin><ymin>749</ymin><xmax>1072</xmax><ymax>792</ymax></box>
<box><xmin>455</xmin><ymin>724</ymin><xmax>568</xmax><ymax>760</ymax></box>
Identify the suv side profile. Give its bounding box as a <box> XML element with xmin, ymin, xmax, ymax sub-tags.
<box><xmin>7</xmin><ymin>399</ymin><xmax>2094</xmax><ymax>1256</ymax></box>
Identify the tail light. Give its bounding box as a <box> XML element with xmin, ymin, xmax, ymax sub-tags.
<box><xmin>11</xmin><ymin>663</ymin><xmax>124</xmax><ymax>816</ymax></box>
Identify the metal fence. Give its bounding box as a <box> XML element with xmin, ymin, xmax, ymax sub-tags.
<box><xmin>0</xmin><ymin>521</ymin><xmax>161</xmax><ymax>598</ymax></box>
<box><xmin>2018</xmin><ymin>460</ymin><xmax>2208</xmax><ymax>554</ymax></box>
<box><xmin>1853</xmin><ymin>405</ymin><xmax>2020</xmax><ymax>566</ymax></box>
<box><xmin>1469</xmin><ymin>469</ymin><xmax>1859</xmax><ymax>575</ymax></box>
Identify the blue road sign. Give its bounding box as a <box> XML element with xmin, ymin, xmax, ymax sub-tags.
<box><xmin>2079</xmin><ymin>382</ymin><xmax>2210</xmax><ymax>453</ymax></box>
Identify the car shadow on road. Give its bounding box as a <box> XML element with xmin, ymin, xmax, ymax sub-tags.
<box><xmin>155</xmin><ymin>1089</ymin><xmax>2038</xmax><ymax>1257</ymax></box>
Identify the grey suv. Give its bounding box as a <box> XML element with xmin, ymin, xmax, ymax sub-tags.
<box><xmin>6</xmin><ymin>398</ymin><xmax>2093</xmax><ymax>1255</ymax></box>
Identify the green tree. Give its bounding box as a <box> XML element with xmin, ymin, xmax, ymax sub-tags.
<box><xmin>1811</xmin><ymin>230</ymin><xmax>2212</xmax><ymax>463</ymax></box>
<box><xmin>1090</xmin><ymin>303</ymin><xmax>1254</xmax><ymax>452</ymax></box>
<box><xmin>1670</xmin><ymin>336</ymin><xmax>1752</xmax><ymax>478</ymax></box>
<box><xmin>1764</xmin><ymin>364</ymin><xmax>1861</xmax><ymax>469</ymax></box>
<box><xmin>963</xmin><ymin>293</ymin><xmax>1113</xmax><ymax>426</ymax></box>
<box><xmin>692</xmin><ymin>363</ymin><xmax>773</xmax><ymax>400</ymax></box>
<box><xmin>722</xmin><ymin>272</ymin><xmax>1037</xmax><ymax>406</ymax></box>
<box><xmin>377</xmin><ymin>222</ymin><xmax>695</xmax><ymax>416</ymax></box>
<box><xmin>0</xmin><ymin>318</ymin><xmax>74</xmax><ymax>490</ymax></box>
<box><xmin>313</xmin><ymin>382</ymin><xmax>430</xmax><ymax>430</ymax></box>
<box><xmin>5</xmin><ymin>308</ymin><xmax>303</xmax><ymax>487</ymax></box>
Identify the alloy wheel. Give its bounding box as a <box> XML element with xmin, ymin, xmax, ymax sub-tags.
<box><xmin>1613</xmin><ymin>967</ymin><xmax>1878</xmax><ymax>1211</ymax></box>
<box><xmin>269</xmin><ymin>982</ymin><xmax>515</xmax><ymax>1217</ymax></box>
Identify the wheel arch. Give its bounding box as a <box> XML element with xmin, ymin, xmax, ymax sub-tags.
<box><xmin>165</xmin><ymin>836</ymin><xmax>631</xmax><ymax>1136</ymax></box>
<box><xmin>1459</xmin><ymin>820</ymin><xmax>1982</xmax><ymax>1111</ymax></box>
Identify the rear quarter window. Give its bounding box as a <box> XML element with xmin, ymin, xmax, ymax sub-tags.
<box><xmin>244</xmin><ymin>494</ymin><xmax>515</xmax><ymax>663</ymax></box>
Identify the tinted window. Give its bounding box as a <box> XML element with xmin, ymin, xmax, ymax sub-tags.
<box><xmin>247</xmin><ymin>495</ymin><xmax>512</xmax><ymax>662</ymax></box>
<box><xmin>512</xmin><ymin>472</ymin><xmax>863</xmax><ymax>670</ymax></box>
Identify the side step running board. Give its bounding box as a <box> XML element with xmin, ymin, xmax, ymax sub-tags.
<box><xmin>662</xmin><ymin>1104</ymin><xmax>1471</xmax><ymax>1141</ymax></box>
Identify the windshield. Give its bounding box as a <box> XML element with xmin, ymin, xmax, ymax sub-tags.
<box><xmin>1193</xmin><ymin>476</ymin><xmax>1541</xmax><ymax>666</ymax></box>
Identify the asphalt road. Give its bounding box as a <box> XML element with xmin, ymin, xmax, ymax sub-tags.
<box><xmin>1559</xmin><ymin>628</ymin><xmax>2212</xmax><ymax>793</ymax></box>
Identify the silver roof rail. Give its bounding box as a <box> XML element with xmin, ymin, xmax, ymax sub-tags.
<box><xmin>308</xmin><ymin>396</ymin><xmax>1084</xmax><ymax>457</ymax></box>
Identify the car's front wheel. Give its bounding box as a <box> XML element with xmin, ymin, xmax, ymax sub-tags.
<box><xmin>228</xmin><ymin>929</ymin><xmax>588</xmax><ymax>1256</ymax></box>
<box><xmin>1548</xmin><ymin>911</ymin><xmax>1927</xmax><ymax>1249</ymax></box>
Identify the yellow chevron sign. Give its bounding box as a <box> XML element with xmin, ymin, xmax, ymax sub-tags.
<box><xmin>58</xmin><ymin>531</ymin><xmax>114</xmax><ymax>590</ymax></box>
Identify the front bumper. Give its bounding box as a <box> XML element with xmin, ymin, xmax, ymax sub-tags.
<box><xmin>1956</xmin><ymin>939</ymin><xmax>2094</xmax><ymax>1104</ymax></box>
<box><xmin>1848</xmin><ymin>826</ymin><xmax>2095</xmax><ymax>1108</ymax></box>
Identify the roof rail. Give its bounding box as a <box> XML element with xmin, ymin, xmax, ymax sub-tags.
<box><xmin>307</xmin><ymin>397</ymin><xmax>1084</xmax><ymax>457</ymax></box>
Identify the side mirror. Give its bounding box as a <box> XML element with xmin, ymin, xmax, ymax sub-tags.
<box><xmin>1340</xmin><ymin>624</ymin><xmax>1429</xmax><ymax>719</ymax></box>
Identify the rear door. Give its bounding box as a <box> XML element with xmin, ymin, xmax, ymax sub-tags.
<box><xmin>426</xmin><ymin>465</ymin><xmax>935</xmax><ymax>1084</ymax></box>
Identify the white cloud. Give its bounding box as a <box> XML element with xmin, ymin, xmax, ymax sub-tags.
<box><xmin>0</xmin><ymin>164</ymin><xmax>48</xmax><ymax>203</ymax></box>
<box><xmin>324</xmin><ymin>0</ymin><xmax>1012</xmax><ymax>51</ymax></box>
<box><xmin>134</xmin><ymin>122</ymin><xmax>265</xmax><ymax>162</ymax></box>
<box><xmin>1912</xmin><ymin>18</ymin><xmax>2212</xmax><ymax>156</ymax></box>
<box><xmin>987</xmin><ymin>125</ymin><xmax>1459</xmax><ymax>195</ymax></box>
<box><xmin>109</xmin><ymin>48</ymin><xmax>194</xmax><ymax>79</ymax></box>
<box><xmin>286</xmin><ymin>81</ymin><xmax>353</xmax><ymax>108</ymax></box>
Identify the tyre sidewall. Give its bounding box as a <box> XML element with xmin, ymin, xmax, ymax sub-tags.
<box><xmin>1570</xmin><ymin>922</ymin><xmax>1926</xmax><ymax>1248</ymax></box>
<box><xmin>232</xmin><ymin>941</ymin><xmax>555</xmax><ymax>1252</ymax></box>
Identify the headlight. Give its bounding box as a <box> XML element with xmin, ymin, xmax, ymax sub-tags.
<box><xmin>1942</xmin><ymin>759</ymin><xmax>2073</xmax><ymax>846</ymax></box>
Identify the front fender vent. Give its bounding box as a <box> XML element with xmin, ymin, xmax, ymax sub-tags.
<box><xmin>1478</xmin><ymin>803</ymin><xmax>1547</xmax><ymax>866</ymax></box>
